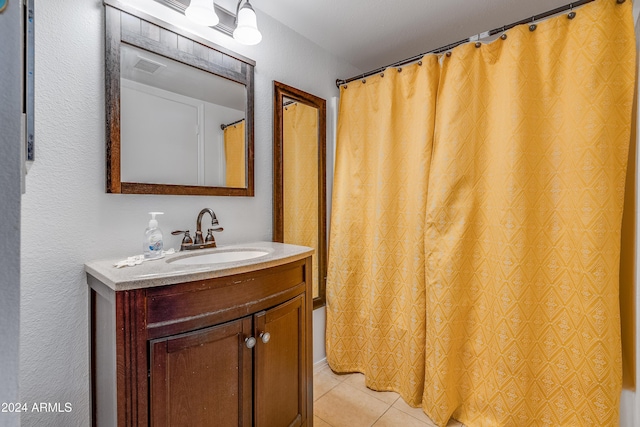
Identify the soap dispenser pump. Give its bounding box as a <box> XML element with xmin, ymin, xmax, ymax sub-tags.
<box><xmin>143</xmin><ymin>212</ymin><xmax>164</xmax><ymax>260</ymax></box>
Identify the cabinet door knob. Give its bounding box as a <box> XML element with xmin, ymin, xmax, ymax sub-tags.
<box><xmin>245</xmin><ymin>336</ymin><xmax>256</xmax><ymax>349</ymax></box>
<box><xmin>260</xmin><ymin>332</ymin><xmax>271</xmax><ymax>344</ymax></box>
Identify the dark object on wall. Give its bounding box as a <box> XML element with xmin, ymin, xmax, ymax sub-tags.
<box><xmin>24</xmin><ymin>0</ymin><xmax>35</xmax><ymax>167</ymax></box>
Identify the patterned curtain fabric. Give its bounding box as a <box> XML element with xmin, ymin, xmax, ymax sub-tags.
<box><xmin>424</xmin><ymin>1</ymin><xmax>635</xmax><ymax>425</ymax></box>
<box><xmin>327</xmin><ymin>1</ymin><xmax>636</xmax><ymax>426</ymax></box>
<box><xmin>326</xmin><ymin>58</ymin><xmax>441</xmax><ymax>405</ymax></box>
<box><xmin>283</xmin><ymin>102</ymin><xmax>320</xmax><ymax>297</ymax></box>
<box><xmin>224</xmin><ymin>120</ymin><xmax>246</xmax><ymax>187</ymax></box>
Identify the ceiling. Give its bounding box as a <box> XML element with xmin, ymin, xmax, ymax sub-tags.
<box><xmin>255</xmin><ymin>0</ymin><xmax>585</xmax><ymax>72</ymax></box>
<box><xmin>120</xmin><ymin>43</ymin><xmax>245</xmax><ymax>111</ymax></box>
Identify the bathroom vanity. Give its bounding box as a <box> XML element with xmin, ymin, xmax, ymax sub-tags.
<box><xmin>85</xmin><ymin>242</ymin><xmax>313</xmax><ymax>426</ymax></box>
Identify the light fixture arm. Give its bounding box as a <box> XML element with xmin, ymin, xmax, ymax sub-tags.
<box><xmin>235</xmin><ymin>0</ymin><xmax>242</xmax><ymax>23</ymax></box>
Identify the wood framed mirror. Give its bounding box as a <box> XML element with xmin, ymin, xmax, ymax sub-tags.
<box><xmin>105</xmin><ymin>0</ymin><xmax>254</xmax><ymax>196</ymax></box>
<box><xmin>273</xmin><ymin>81</ymin><xmax>327</xmax><ymax>309</ymax></box>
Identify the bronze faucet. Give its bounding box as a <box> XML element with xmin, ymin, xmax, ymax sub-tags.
<box><xmin>172</xmin><ymin>208</ymin><xmax>224</xmax><ymax>251</ymax></box>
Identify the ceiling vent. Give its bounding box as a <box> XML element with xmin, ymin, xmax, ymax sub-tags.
<box><xmin>133</xmin><ymin>56</ymin><xmax>166</xmax><ymax>75</ymax></box>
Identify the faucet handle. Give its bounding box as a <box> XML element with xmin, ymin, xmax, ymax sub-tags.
<box><xmin>172</xmin><ymin>230</ymin><xmax>194</xmax><ymax>246</ymax></box>
<box><xmin>205</xmin><ymin>228</ymin><xmax>223</xmax><ymax>242</ymax></box>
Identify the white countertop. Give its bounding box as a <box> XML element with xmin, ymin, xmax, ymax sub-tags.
<box><xmin>84</xmin><ymin>241</ymin><xmax>314</xmax><ymax>291</ymax></box>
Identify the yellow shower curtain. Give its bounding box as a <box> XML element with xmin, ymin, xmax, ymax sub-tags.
<box><xmin>283</xmin><ymin>102</ymin><xmax>319</xmax><ymax>297</ymax></box>
<box><xmin>327</xmin><ymin>1</ymin><xmax>636</xmax><ymax>426</ymax></box>
<box><xmin>326</xmin><ymin>58</ymin><xmax>440</xmax><ymax>404</ymax></box>
<box><xmin>224</xmin><ymin>120</ymin><xmax>245</xmax><ymax>187</ymax></box>
<box><xmin>423</xmin><ymin>1</ymin><xmax>635</xmax><ymax>425</ymax></box>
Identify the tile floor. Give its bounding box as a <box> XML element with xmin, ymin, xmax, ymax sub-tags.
<box><xmin>313</xmin><ymin>362</ymin><xmax>466</xmax><ymax>427</ymax></box>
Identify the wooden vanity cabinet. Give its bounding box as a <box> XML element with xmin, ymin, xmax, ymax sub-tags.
<box><xmin>254</xmin><ymin>295</ymin><xmax>306</xmax><ymax>427</ymax></box>
<box><xmin>149</xmin><ymin>316</ymin><xmax>253</xmax><ymax>426</ymax></box>
<box><xmin>89</xmin><ymin>257</ymin><xmax>313</xmax><ymax>427</ymax></box>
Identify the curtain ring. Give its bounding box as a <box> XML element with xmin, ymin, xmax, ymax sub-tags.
<box><xmin>500</xmin><ymin>33</ymin><xmax>507</xmax><ymax>40</ymax></box>
<box><xmin>397</xmin><ymin>67</ymin><xmax>402</xmax><ymax>72</ymax></box>
<box><xmin>568</xmin><ymin>3</ymin><xmax>576</xmax><ymax>19</ymax></box>
<box><xmin>418</xmin><ymin>60</ymin><xmax>423</xmax><ymax>66</ymax></box>
<box><xmin>529</xmin><ymin>24</ymin><xmax>537</xmax><ymax>31</ymax></box>
<box><xmin>362</xmin><ymin>78</ymin><xmax>366</xmax><ymax>84</ymax></box>
<box><xmin>446</xmin><ymin>51</ymin><xmax>452</xmax><ymax>57</ymax></box>
<box><xmin>475</xmin><ymin>42</ymin><xmax>482</xmax><ymax>48</ymax></box>
<box><xmin>380</xmin><ymin>72</ymin><xmax>384</xmax><ymax>78</ymax></box>
<box><xmin>342</xmin><ymin>84</ymin><xmax>348</xmax><ymax>89</ymax></box>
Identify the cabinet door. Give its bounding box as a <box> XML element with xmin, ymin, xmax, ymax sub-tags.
<box><xmin>149</xmin><ymin>317</ymin><xmax>252</xmax><ymax>427</ymax></box>
<box><xmin>254</xmin><ymin>294</ymin><xmax>306</xmax><ymax>427</ymax></box>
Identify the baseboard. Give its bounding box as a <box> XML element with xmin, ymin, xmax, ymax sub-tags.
<box><xmin>313</xmin><ymin>358</ymin><xmax>327</xmax><ymax>371</ymax></box>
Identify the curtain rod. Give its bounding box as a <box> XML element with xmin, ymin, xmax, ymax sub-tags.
<box><xmin>336</xmin><ymin>0</ymin><xmax>610</xmax><ymax>88</ymax></box>
<box><xmin>220</xmin><ymin>118</ymin><xmax>245</xmax><ymax>130</ymax></box>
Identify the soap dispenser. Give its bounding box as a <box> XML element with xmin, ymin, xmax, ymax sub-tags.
<box><xmin>143</xmin><ymin>212</ymin><xmax>164</xmax><ymax>260</ymax></box>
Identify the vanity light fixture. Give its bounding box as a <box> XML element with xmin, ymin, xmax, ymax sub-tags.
<box><xmin>181</xmin><ymin>0</ymin><xmax>262</xmax><ymax>45</ymax></box>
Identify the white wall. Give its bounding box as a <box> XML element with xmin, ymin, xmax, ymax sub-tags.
<box><xmin>0</xmin><ymin>0</ymin><xmax>22</xmax><ymax>426</ymax></box>
<box><xmin>20</xmin><ymin>0</ymin><xmax>360</xmax><ymax>424</ymax></box>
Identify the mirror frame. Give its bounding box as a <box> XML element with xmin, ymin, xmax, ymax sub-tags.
<box><xmin>273</xmin><ymin>81</ymin><xmax>327</xmax><ymax>309</ymax></box>
<box><xmin>104</xmin><ymin>0</ymin><xmax>255</xmax><ymax>196</ymax></box>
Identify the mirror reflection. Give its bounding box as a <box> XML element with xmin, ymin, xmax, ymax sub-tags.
<box><xmin>105</xmin><ymin>4</ymin><xmax>255</xmax><ymax>196</ymax></box>
<box><xmin>282</xmin><ymin>97</ymin><xmax>320</xmax><ymax>298</ymax></box>
<box><xmin>120</xmin><ymin>44</ymin><xmax>246</xmax><ymax>188</ymax></box>
<box><xmin>273</xmin><ymin>81</ymin><xmax>327</xmax><ymax>308</ymax></box>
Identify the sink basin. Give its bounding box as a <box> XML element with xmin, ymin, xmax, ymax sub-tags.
<box><xmin>168</xmin><ymin>249</ymin><xmax>270</xmax><ymax>266</ymax></box>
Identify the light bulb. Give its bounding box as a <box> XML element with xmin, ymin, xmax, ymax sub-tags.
<box><xmin>185</xmin><ymin>0</ymin><xmax>219</xmax><ymax>27</ymax></box>
<box><xmin>233</xmin><ymin>2</ymin><xmax>262</xmax><ymax>45</ymax></box>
